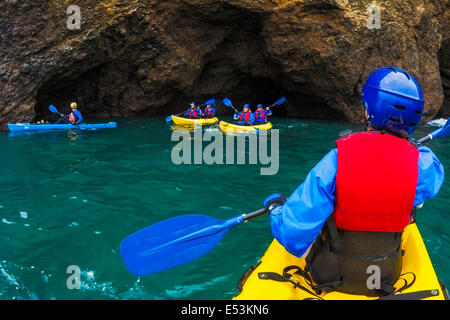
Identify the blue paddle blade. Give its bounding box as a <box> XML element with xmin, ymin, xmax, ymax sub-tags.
<box><xmin>120</xmin><ymin>215</ymin><xmax>230</xmax><ymax>276</ymax></box>
<box><xmin>432</xmin><ymin>117</ymin><xmax>450</xmax><ymax>140</ymax></box>
<box><xmin>48</xmin><ymin>105</ymin><xmax>59</xmax><ymax>114</ymax></box>
<box><xmin>273</xmin><ymin>97</ymin><xmax>286</xmax><ymax>106</ymax></box>
<box><xmin>166</xmin><ymin>115</ymin><xmax>173</xmax><ymax>123</ymax></box>
<box><xmin>203</xmin><ymin>99</ymin><xmax>216</xmax><ymax>106</ymax></box>
<box><xmin>222</xmin><ymin>98</ymin><xmax>232</xmax><ymax>107</ymax></box>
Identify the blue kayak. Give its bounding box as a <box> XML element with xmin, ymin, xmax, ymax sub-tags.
<box><xmin>8</xmin><ymin>122</ymin><xmax>117</xmax><ymax>132</ymax></box>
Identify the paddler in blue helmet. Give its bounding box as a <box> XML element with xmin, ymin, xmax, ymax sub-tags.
<box><xmin>263</xmin><ymin>67</ymin><xmax>444</xmax><ymax>297</ymax></box>
<box><xmin>233</xmin><ymin>104</ymin><xmax>255</xmax><ymax>126</ymax></box>
<box><xmin>185</xmin><ymin>102</ymin><xmax>202</xmax><ymax>119</ymax></box>
<box><xmin>253</xmin><ymin>104</ymin><xmax>272</xmax><ymax>124</ymax></box>
<box><xmin>202</xmin><ymin>103</ymin><xmax>217</xmax><ymax>119</ymax></box>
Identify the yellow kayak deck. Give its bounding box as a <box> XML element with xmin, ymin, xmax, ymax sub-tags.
<box><xmin>171</xmin><ymin>115</ymin><xmax>218</xmax><ymax>126</ymax></box>
<box><xmin>234</xmin><ymin>223</ymin><xmax>447</xmax><ymax>300</ymax></box>
<box><xmin>219</xmin><ymin>121</ymin><xmax>272</xmax><ymax>133</ymax></box>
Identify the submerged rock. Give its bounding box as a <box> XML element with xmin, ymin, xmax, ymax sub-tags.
<box><xmin>0</xmin><ymin>0</ymin><xmax>447</xmax><ymax>129</ymax></box>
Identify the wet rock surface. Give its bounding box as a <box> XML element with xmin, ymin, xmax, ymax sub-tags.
<box><xmin>0</xmin><ymin>0</ymin><xmax>448</xmax><ymax>129</ymax></box>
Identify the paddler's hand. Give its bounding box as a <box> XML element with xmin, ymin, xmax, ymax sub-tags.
<box><xmin>264</xmin><ymin>193</ymin><xmax>287</xmax><ymax>212</ymax></box>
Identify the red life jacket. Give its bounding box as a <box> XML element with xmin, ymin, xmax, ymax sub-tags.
<box><xmin>255</xmin><ymin>109</ymin><xmax>266</xmax><ymax>120</ymax></box>
<box><xmin>204</xmin><ymin>107</ymin><xmax>212</xmax><ymax>118</ymax></box>
<box><xmin>239</xmin><ymin>111</ymin><xmax>250</xmax><ymax>122</ymax></box>
<box><xmin>188</xmin><ymin>108</ymin><xmax>198</xmax><ymax>118</ymax></box>
<box><xmin>69</xmin><ymin>113</ymin><xmax>76</xmax><ymax>122</ymax></box>
<box><xmin>333</xmin><ymin>132</ymin><xmax>419</xmax><ymax>233</ymax></box>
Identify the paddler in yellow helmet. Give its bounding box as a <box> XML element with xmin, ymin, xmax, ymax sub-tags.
<box><xmin>57</xmin><ymin>102</ymin><xmax>84</xmax><ymax>124</ymax></box>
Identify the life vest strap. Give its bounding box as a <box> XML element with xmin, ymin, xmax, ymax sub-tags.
<box><xmin>325</xmin><ymin>216</ymin><xmax>403</xmax><ymax>261</ymax></box>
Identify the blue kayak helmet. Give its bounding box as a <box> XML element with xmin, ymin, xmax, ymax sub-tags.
<box><xmin>361</xmin><ymin>67</ymin><xmax>424</xmax><ymax>137</ymax></box>
<box><xmin>243</xmin><ymin>104</ymin><xmax>251</xmax><ymax>110</ymax></box>
<box><xmin>257</xmin><ymin>104</ymin><xmax>264</xmax><ymax>109</ymax></box>
<box><xmin>190</xmin><ymin>102</ymin><xmax>196</xmax><ymax>107</ymax></box>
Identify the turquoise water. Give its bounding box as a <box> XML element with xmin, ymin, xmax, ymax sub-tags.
<box><xmin>0</xmin><ymin>117</ymin><xmax>448</xmax><ymax>299</ymax></box>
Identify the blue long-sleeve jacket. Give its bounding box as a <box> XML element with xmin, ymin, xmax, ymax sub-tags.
<box><xmin>233</xmin><ymin>112</ymin><xmax>255</xmax><ymax>125</ymax></box>
<box><xmin>65</xmin><ymin>109</ymin><xmax>83</xmax><ymax>123</ymax></box>
<box><xmin>270</xmin><ymin>146</ymin><xmax>445</xmax><ymax>258</ymax></box>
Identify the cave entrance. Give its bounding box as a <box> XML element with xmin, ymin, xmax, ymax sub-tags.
<box><xmin>222</xmin><ymin>76</ymin><xmax>288</xmax><ymax>115</ymax></box>
<box><xmin>206</xmin><ymin>74</ymin><xmax>345</xmax><ymax>120</ymax></box>
<box><xmin>32</xmin><ymin>1</ymin><xmax>346</xmax><ymax>123</ymax></box>
<box><xmin>34</xmin><ymin>65</ymin><xmax>104</xmax><ymax>123</ymax></box>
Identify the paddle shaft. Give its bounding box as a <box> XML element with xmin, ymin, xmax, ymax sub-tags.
<box><xmin>49</xmin><ymin>105</ymin><xmax>73</xmax><ymax>124</ymax></box>
<box><xmin>417</xmin><ymin>120</ymin><xmax>449</xmax><ymax>144</ymax></box>
<box><xmin>139</xmin><ymin>208</ymin><xmax>268</xmax><ymax>257</ymax></box>
<box><xmin>241</xmin><ymin>208</ymin><xmax>269</xmax><ymax>222</ymax></box>
<box><xmin>417</xmin><ymin>134</ymin><xmax>433</xmax><ymax>145</ymax></box>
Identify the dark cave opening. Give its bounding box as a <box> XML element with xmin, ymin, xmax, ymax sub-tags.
<box><xmin>33</xmin><ymin>60</ymin><xmax>345</xmax><ymax>123</ymax></box>
<box><xmin>215</xmin><ymin>76</ymin><xmax>346</xmax><ymax>120</ymax></box>
<box><xmin>35</xmin><ymin>86</ymin><xmax>87</xmax><ymax>123</ymax></box>
<box><xmin>34</xmin><ymin>66</ymin><xmax>104</xmax><ymax>123</ymax></box>
<box><xmin>32</xmin><ymin>3</ymin><xmax>346</xmax><ymax>123</ymax></box>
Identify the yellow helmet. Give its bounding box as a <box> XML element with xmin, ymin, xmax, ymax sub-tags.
<box><xmin>70</xmin><ymin>102</ymin><xmax>77</xmax><ymax>109</ymax></box>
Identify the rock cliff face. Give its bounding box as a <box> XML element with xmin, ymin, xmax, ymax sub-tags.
<box><xmin>0</xmin><ymin>0</ymin><xmax>448</xmax><ymax>129</ymax></box>
<box><xmin>438</xmin><ymin>1</ymin><xmax>450</xmax><ymax>117</ymax></box>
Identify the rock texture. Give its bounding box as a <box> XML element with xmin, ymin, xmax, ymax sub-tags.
<box><xmin>0</xmin><ymin>0</ymin><xmax>448</xmax><ymax>129</ymax></box>
<box><xmin>438</xmin><ymin>0</ymin><xmax>450</xmax><ymax>117</ymax></box>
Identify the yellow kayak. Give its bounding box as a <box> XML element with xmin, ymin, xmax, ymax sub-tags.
<box><xmin>171</xmin><ymin>115</ymin><xmax>218</xmax><ymax>126</ymax></box>
<box><xmin>234</xmin><ymin>223</ymin><xmax>448</xmax><ymax>300</ymax></box>
<box><xmin>219</xmin><ymin>121</ymin><xmax>272</xmax><ymax>133</ymax></box>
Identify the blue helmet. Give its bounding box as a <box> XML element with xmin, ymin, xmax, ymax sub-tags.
<box><xmin>190</xmin><ymin>102</ymin><xmax>196</xmax><ymax>106</ymax></box>
<box><xmin>361</xmin><ymin>67</ymin><xmax>424</xmax><ymax>136</ymax></box>
<box><xmin>243</xmin><ymin>104</ymin><xmax>251</xmax><ymax>110</ymax></box>
<box><xmin>257</xmin><ymin>104</ymin><xmax>264</xmax><ymax>108</ymax></box>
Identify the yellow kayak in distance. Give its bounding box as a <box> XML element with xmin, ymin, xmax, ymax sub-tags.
<box><xmin>219</xmin><ymin>121</ymin><xmax>272</xmax><ymax>133</ymax></box>
<box><xmin>171</xmin><ymin>115</ymin><xmax>219</xmax><ymax>126</ymax></box>
<box><xmin>233</xmin><ymin>223</ymin><xmax>448</xmax><ymax>300</ymax></box>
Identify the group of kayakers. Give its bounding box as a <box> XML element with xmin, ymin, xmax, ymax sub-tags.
<box><xmin>185</xmin><ymin>101</ymin><xmax>272</xmax><ymax>125</ymax></box>
<box><xmin>51</xmin><ymin>100</ymin><xmax>272</xmax><ymax>127</ymax></box>
<box><xmin>233</xmin><ymin>104</ymin><xmax>272</xmax><ymax>125</ymax></box>
<box><xmin>185</xmin><ymin>102</ymin><xmax>217</xmax><ymax>119</ymax></box>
